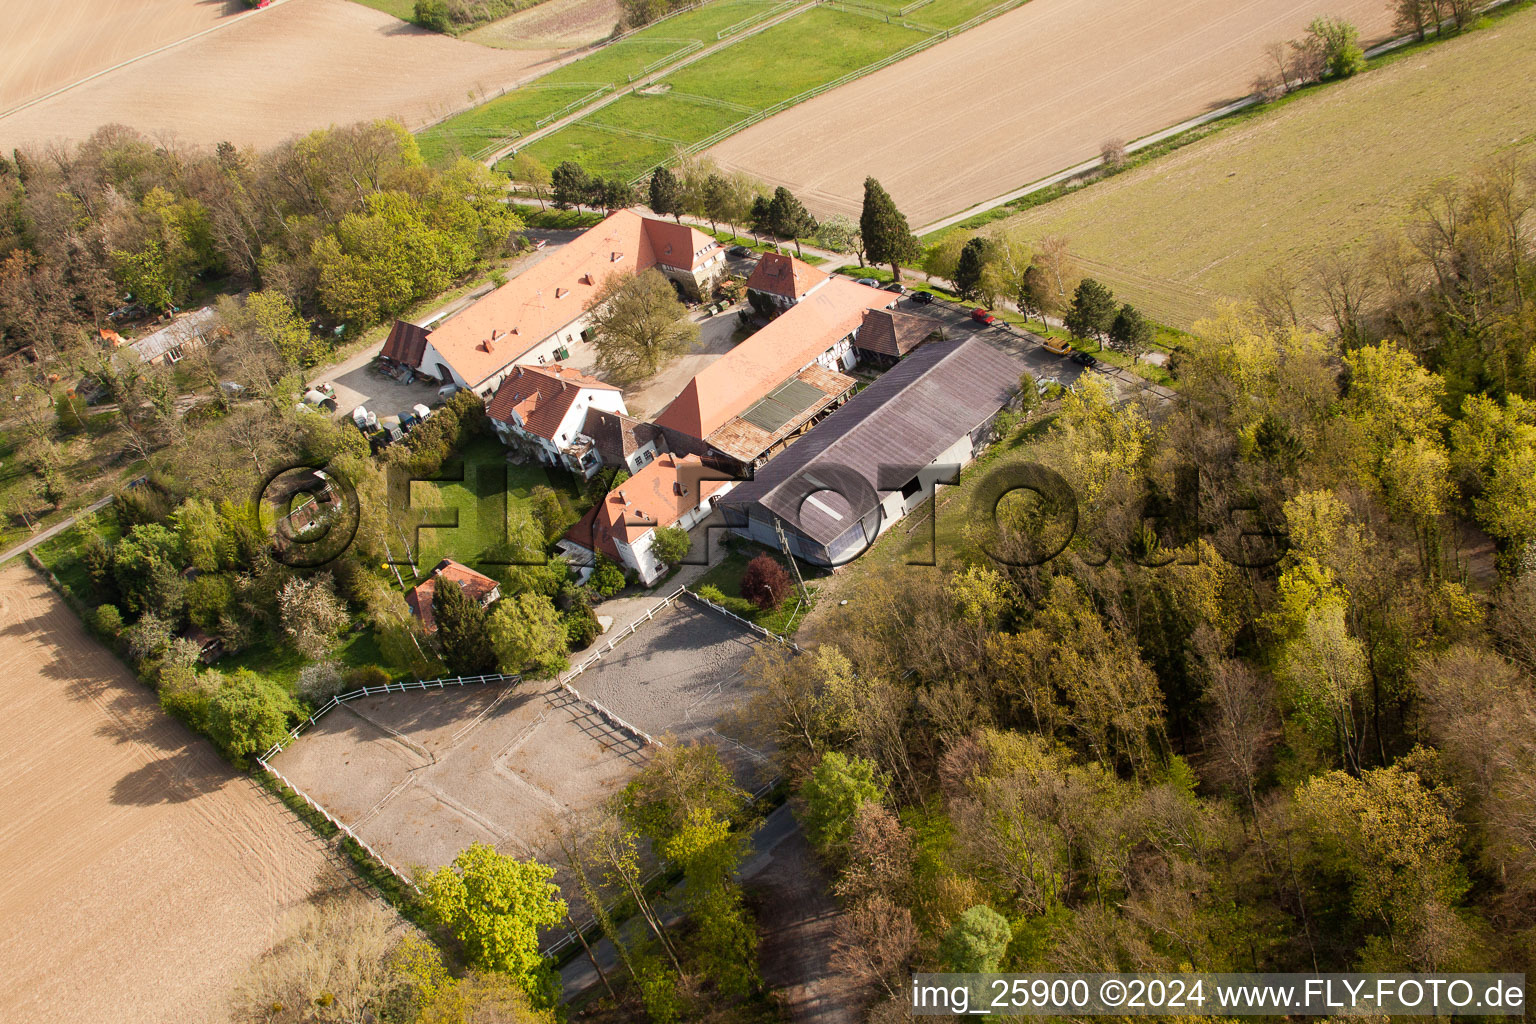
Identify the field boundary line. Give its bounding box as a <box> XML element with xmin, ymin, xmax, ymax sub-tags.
<box><xmin>627</xmin><ymin>0</ymin><xmax>1030</xmax><ymax>183</ymax></box>
<box><xmin>491</xmin><ymin>0</ymin><xmax>817</xmax><ymax>167</ymax></box>
<box><xmin>915</xmin><ymin>0</ymin><xmax>1523</xmax><ymax>236</ymax></box>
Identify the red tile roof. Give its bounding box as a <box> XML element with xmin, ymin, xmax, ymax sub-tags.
<box><xmin>745</xmin><ymin>252</ymin><xmax>828</xmax><ymax>300</ymax></box>
<box><xmin>486</xmin><ymin>363</ymin><xmax>620</xmax><ymax>442</ymax></box>
<box><xmin>653</xmin><ymin>276</ymin><xmax>892</xmax><ymax>440</ymax></box>
<box><xmin>424</xmin><ymin>210</ymin><xmax>718</xmax><ymax>387</ymax></box>
<box><xmin>405</xmin><ymin>559</ymin><xmax>500</xmax><ymax>632</ymax></box>
<box><xmin>563</xmin><ymin>454</ymin><xmax>731</xmax><ymax>561</ymax></box>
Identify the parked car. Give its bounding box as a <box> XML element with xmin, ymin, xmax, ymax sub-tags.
<box><xmin>1071</xmin><ymin>350</ymin><xmax>1098</xmax><ymax>367</ymax></box>
<box><xmin>1035</xmin><ymin>376</ymin><xmax>1060</xmax><ymax>395</ymax></box>
<box><xmin>437</xmin><ymin>383</ymin><xmax>460</xmax><ymax>400</ymax></box>
<box><xmin>910</xmin><ymin>291</ymin><xmax>935</xmax><ymax>305</ymax></box>
<box><xmin>728</xmin><ymin>245</ymin><xmax>753</xmax><ymax>257</ymax></box>
<box><xmin>531</xmin><ymin>237</ymin><xmax>548</xmax><ymax>250</ymax></box>
<box><xmin>220</xmin><ymin>381</ymin><xmax>246</xmax><ymax>397</ymax></box>
<box><xmin>971</xmin><ymin>308</ymin><xmax>997</xmax><ymax>325</ymax></box>
<box><xmin>882</xmin><ymin>281</ymin><xmax>904</xmax><ymax>294</ymax></box>
<box><xmin>857</xmin><ymin>277</ymin><xmax>880</xmax><ymax>287</ymax></box>
<box><xmin>1042</xmin><ymin>336</ymin><xmax>1072</xmax><ymax>356</ymax></box>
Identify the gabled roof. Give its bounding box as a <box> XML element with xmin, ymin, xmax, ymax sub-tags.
<box><xmin>423</xmin><ymin>209</ymin><xmax>720</xmax><ymax>387</ymax></box>
<box><xmin>487</xmin><ymin>363</ymin><xmax>620</xmax><ymax>442</ymax></box>
<box><xmin>653</xmin><ymin>276</ymin><xmax>892</xmax><ymax>440</ymax></box>
<box><xmin>405</xmin><ymin>559</ymin><xmax>500</xmax><ymax>633</ymax></box>
<box><xmin>643</xmin><ymin>218</ymin><xmax>719</xmax><ymax>272</ymax></box>
<box><xmin>856</xmin><ymin>308</ymin><xmax>943</xmax><ymax>358</ymax></box>
<box><xmin>381</xmin><ymin>319</ymin><xmax>430</xmax><ymax>365</ymax></box>
<box><xmin>583</xmin><ymin>408</ymin><xmax>664</xmax><ymax>464</ymax></box>
<box><xmin>564</xmin><ymin>454</ymin><xmax>731</xmax><ymax>561</ymax></box>
<box><xmin>745</xmin><ymin>252</ymin><xmax>828</xmax><ymax>301</ymax></box>
<box><xmin>718</xmin><ymin>337</ymin><xmax>1027</xmax><ymax>546</ymax></box>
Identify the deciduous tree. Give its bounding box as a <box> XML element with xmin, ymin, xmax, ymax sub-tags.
<box><xmin>487</xmin><ymin>591</ymin><xmax>569</xmax><ymax>677</ymax></box>
<box><xmin>586</xmin><ymin>268</ymin><xmax>698</xmax><ymax>384</ymax></box>
<box><xmin>420</xmin><ymin>843</ymin><xmax>567</xmax><ymax>1001</ymax></box>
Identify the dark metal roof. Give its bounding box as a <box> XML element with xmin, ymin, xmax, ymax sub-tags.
<box><xmin>718</xmin><ymin>337</ymin><xmax>1026</xmax><ymax>545</ymax></box>
<box><xmin>381</xmin><ymin>319</ymin><xmax>429</xmax><ymax>365</ymax></box>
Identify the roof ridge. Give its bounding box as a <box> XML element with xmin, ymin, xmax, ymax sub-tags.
<box><xmin>757</xmin><ymin>338</ymin><xmax>974</xmax><ymax>505</ymax></box>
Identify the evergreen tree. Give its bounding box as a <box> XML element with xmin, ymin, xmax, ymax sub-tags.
<box><xmin>748</xmin><ymin>195</ymin><xmax>773</xmax><ymax>242</ymax></box>
<box><xmin>954</xmin><ymin>237</ymin><xmax>989</xmax><ymax>299</ymax></box>
<box><xmin>860</xmin><ymin>177</ymin><xmax>919</xmax><ymax>282</ymax></box>
<box><xmin>600</xmin><ymin>176</ymin><xmax>636</xmax><ymax>214</ymax></box>
<box><xmin>1065</xmin><ymin>277</ymin><xmax>1117</xmax><ymax>348</ymax></box>
<box><xmin>1108</xmin><ymin>302</ymin><xmax>1154</xmax><ymax>361</ymax></box>
<box><xmin>648</xmin><ymin>166</ymin><xmax>682</xmax><ymax>221</ymax></box>
<box><xmin>550</xmin><ymin>161</ymin><xmax>591</xmax><ymax>210</ymax></box>
<box><xmin>432</xmin><ymin>578</ymin><xmax>497</xmax><ymax>675</ymax></box>
<box><xmin>767</xmin><ymin>186</ymin><xmax>817</xmax><ymax>258</ymax></box>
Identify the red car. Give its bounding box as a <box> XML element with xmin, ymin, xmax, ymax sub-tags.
<box><xmin>971</xmin><ymin>307</ymin><xmax>997</xmax><ymax>325</ymax></box>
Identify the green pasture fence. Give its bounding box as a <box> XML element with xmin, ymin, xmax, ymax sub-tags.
<box><xmin>716</xmin><ymin>0</ymin><xmax>800</xmax><ymax>38</ymax></box>
<box><xmin>633</xmin><ymin>39</ymin><xmax>707</xmax><ymax>79</ymax></box>
<box><xmin>627</xmin><ymin>0</ymin><xmax>1030</xmax><ymax>185</ymax></box>
<box><xmin>534</xmin><ymin>86</ymin><xmax>614</xmax><ymax>129</ymax></box>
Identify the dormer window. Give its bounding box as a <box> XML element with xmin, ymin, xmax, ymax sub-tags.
<box><xmin>555</xmin><ymin>287</ymin><xmax>568</xmax><ymax>299</ymax></box>
<box><xmin>610</xmin><ymin>252</ymin><xmax>624</xmax><ymax>262</ymax></box>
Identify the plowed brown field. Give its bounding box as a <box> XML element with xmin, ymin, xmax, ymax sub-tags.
<box><xmin>0</xmin><ymin>0</ymin><xmax>562</xmax><ymax>151</ymax></box>
<box><xmin>0</xmin><ymin>564</ymin><xmax>333</xmax><ymax>1024</ymax></box>
<box><xmin>707</xmin><ymin>0</ymin><xmax>1398</xmax><ymax>225</ymax></box>
<box><xmin>1</xmin><ymin>0</ymin><xmax>240</xmax><ymax>113</ymax></box>
<box><xmin>466</xmin><ymin>0</ymin><xmax>622</xmax><ymax>50</ymax></box>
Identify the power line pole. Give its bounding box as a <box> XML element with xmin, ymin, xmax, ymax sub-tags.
<box><xmin>772</xmin><ymin>516</ymin><xmax>809</xmax><ymax>599</ymax></box>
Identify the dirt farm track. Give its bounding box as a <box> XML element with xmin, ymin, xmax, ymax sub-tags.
<box><xmin>0</xmin><ymin>0</ymin><xmax>562</xmax><ymax>151</ymax></box>
<box><xmin>0</xmin><ymin>564</ymin><xmax>332</xmax><ymax>1024</ymax></box>
<box><xmin>708</xmin><ymin>0</ymin><xmax>1399</xmax><ymax>225</ymax></box>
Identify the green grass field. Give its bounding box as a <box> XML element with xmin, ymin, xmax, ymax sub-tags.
<box><xmin>974</xmin><ymin>6</ymin><xmax>1536</xmax><ymax>330</ymax></box>
<box><xmin>522</xmin><ymin>6</ymin><xmax>924</xmax><ymax>177</ymax></box>
<box><xmin>423</xmin><ymin>0</ymin><xmax>1021</xmax><ymax>171</ymax></box>
<box><xmin>417</xmin><ymin>0</ymin><xmax>796</xmax><ymax>164</ymax></box>
<box><xmin>407</xmin><ymin>437</ymin><xmax>562</xmax><ymax>572</ymax></box>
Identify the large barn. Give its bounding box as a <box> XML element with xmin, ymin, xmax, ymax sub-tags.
<box><xmin>718</xmin><ymin>337</ymin><xmax>1027</xmax><ymax>566</ymax></box>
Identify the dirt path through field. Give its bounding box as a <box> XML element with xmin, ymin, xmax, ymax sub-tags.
<box><xmin>707</xmin><ymin>0</ymin><xmax>1398</xmax><ymax>224</ymax></box>
<box><xmin>0</xmin><ymin>564</ymin><xmax>334</xmax><ymax>1024</ymax></box>
<box><xmin>0</xmin><ymin>0</ymin><xmax>563</xmax><ymax>151</ymax></box>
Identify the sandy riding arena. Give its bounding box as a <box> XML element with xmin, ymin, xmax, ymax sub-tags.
<box><xmin>0</xmin><ymin>564</ymin><xmax>333</xmax><ymax>1024</ymax></box>
<box><xmin>0</xmin><ymin>0</ymin><xmax>562</xmax><ymax>151</ymax></box>
<box><xmin>707</xmin><ymin>0</ymin><xmax>1398</xmax><ymax>225</ymax></box>
<box><xmin>270</xmin><ymin>595</ymin><xmax>773</xmax><ymax>874</ymax></box>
